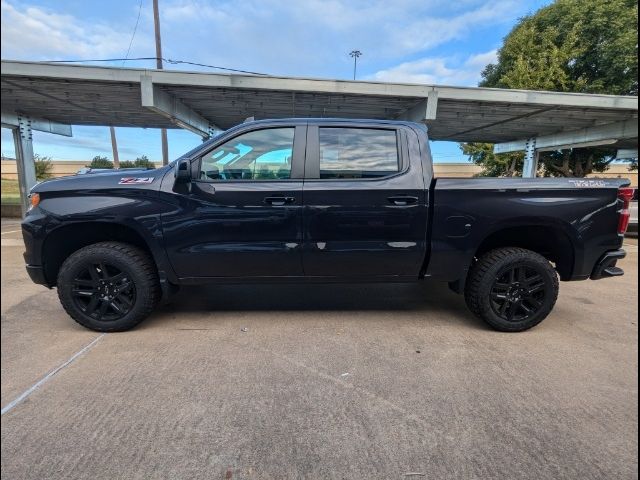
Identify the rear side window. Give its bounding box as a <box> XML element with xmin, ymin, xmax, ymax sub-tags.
<box><xmin>319</xmin><ymin>128</ymin><xmax>399</xmax><ymax>179</ymax></box>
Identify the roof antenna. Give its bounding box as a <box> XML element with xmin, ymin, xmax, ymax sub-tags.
<box><xmin>243</xmin><ymin>116</ymin><xmax>255</xmax><ymax>123</ymax></box>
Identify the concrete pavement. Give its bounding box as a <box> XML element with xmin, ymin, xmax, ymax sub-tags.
<box><xmin>1</xmin><ymin>219</ymin><xmax>637</xmax><ymax>479</ymax></box>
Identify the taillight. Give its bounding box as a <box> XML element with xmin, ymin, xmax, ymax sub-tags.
<box><xmin>617</xmin><ymin>187</ymin><xmax>635</xmax><ymax>234</ymax></box>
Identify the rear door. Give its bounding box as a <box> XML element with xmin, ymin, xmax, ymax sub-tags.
<box><xmin>162</xmin><ymin>124</ymin><xmax>306</xmax><ymax>279</ymax></box>
<box><xmin>301</xmin><ymin>123</ymin><xmax>428</xmax><ymax>278</ymax></box>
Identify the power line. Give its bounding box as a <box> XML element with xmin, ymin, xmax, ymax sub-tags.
<box><xmin>41</xmin><ymin>57</ymin><xmax>269</xmax><ymax>76</ymax></box>
<box><xmin>122</xmin><ymin>0</ymin><xmax>144</xmax><ymax>67</ymax></box>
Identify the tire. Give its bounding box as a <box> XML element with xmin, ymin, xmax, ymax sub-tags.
<box><xmin>464</xmin><ymin>247</ymin><xmax>559</xmax><ymax>332</ymax></box>
<box><xmin>57</xmin><ymin>242</ymin><xmax>160</xmax><ymax>332</ymax></box>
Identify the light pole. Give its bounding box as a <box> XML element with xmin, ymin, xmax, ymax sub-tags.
<box><xmin>153</xmin><ymin>0</ymin><xmax>169</xmax><ymax>166</ymax></box>
<box><xmin>349</xmin><ymin>50</ymin><xmax>362</xmax><ymax>80</ymax></box>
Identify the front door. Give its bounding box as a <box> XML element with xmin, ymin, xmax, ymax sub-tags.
<box><xmin>302</xmin><ymin>124</ymin><xmax>428</xmax><ymax>278</ymax></box>
<box><xmin>162</xmin><ymin>125</ymin><xmax>306</xmax><ymax>279</ymax></box>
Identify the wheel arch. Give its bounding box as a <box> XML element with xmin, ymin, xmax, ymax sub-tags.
<box><xmin>473</xmin><ymin>223</ymin><xmax>576</xmax><ymax>281</ymax></box>
<box><xmin>41</xmin><ymin>221</ymin><xmax>172</xmax><ymax>287</ymax></box>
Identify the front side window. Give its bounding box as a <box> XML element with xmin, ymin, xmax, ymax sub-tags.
<box><xmin>199</xmin><ymin>128</ymin><xmax>295</xmax><ymax>180</ymax></box>
<box><xmin>319</xmin><ymin>128</ymin><xmax>399</xmax><ymax>179</ymax></box>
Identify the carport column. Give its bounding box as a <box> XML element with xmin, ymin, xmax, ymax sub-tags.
<box><xmin>522</xmin><ymin>137</ymin><xmax>539</xmax><ymax>178</ymax></box>
<box><xmin>12</xmin><ymin>115</ymin><xmax>37</xmax><ymax>217</ymax></box>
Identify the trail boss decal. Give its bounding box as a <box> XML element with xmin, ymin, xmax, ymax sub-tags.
<box><xmin>119</xmin><ymin>177</ymin><xmax>154</xmax><ymax>185</ymax></box>
<box><xmin>568</xmin><ymin>179</ymin><xmax>606</xmax><ymax>188</ymax></box>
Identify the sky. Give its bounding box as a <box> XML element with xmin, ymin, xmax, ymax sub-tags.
<box><xmin>0</xmin><ymin>0</ymin><xmax>552</xmax><ymax>164</ymax></box>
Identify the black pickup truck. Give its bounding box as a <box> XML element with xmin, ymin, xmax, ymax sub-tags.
<box><xmin>22</xmin><ymin>119</ymin><xmax>634</xmax><ymax>332</ymax></box>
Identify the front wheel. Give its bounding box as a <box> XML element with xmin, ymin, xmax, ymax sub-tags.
<box><xmin>465</xmin><ymin>247</ymin><xmax>559</xmax><ymax>332</ymax></box>
<box><xmin>57</xmin><ymin>242</ymin><xmax>160</xmax><ymax>332</ymax></box>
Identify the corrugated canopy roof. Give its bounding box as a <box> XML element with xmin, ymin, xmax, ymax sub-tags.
<box><xmin>1</xmin><ymin>60</ymin><xmax>637</xmax><ymax>146</ymax></box>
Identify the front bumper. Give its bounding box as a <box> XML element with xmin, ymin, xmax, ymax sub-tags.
<box><xmin>591</xmin><ymin>249</ymin><xmax>626</xmax><ymax>280</ymax></box>
<box><xmin>22</xmin><ymin>209</ymin><xmax>53</xmax><ymax>287</ymax></box>
<box><xmin>25</xmin><ymin>264</ymin><xmax>50</xmax><ymax>286</ymax></box>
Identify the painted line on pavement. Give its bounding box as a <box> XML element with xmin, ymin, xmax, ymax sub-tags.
<box><xmin>1</xmin><ymin>230</ymin><xmax>20</xmax><ymax>235</ymax></box>
<box><xmin>1</xmin><ymin>334</ymin><xmax>106</xmax><ymax>416</ymax></box>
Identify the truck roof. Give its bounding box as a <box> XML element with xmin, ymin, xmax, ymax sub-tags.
<box><xmin>240</xmin><ymin>117</ymin><xmax>427</xmax><ymax>129</ymax></box>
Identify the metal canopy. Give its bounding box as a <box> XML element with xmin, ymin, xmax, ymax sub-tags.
<box><xmin>1</xmin><ymin>60</ymin><xmax>637</xmax><ymax>144</ymax></box>
<box><xmin>1</xmin><ymin>60</ymin><xmax>638</xmax><ymax>201</ymax></box>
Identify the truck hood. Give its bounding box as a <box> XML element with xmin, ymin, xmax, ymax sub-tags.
<box><xmin>31</xmin><ymin>166</ymin><xmax>171</xmax><ymax>193</ymax></box>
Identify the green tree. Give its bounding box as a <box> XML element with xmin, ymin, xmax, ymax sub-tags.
<box><xmin>468</xmin><ymin>0</ymin><xmax>638</xmax><ymax>177</ymax></box>
<box><xmin>482</xmin><ymin>0</ymin><xmax>637</xmax><ymax>95</ymax></box>
<box><xmin>34</xmin><ymin>154</ymin><xmax>53</xmax><ymax>181</ymax></box>
<box><xmin>460</xmin><ymin>143</ymin><xmax>628</xmax><ymax>178</ymax></box>
<box><xmin>116</xmin><ymin>156</ymin><xmax>155</xmax><ymax>169</ymax></box>
<box><xmin>88</xmin><ymin>156</ymin><xmax>113</xmax><ymax>169</ymax></box>
<box><xmin>134</xmin><ymin>155</ymin><xmax>155</xmax><ymax>169</ymax></box>
<box><xmin>460</xmin><ymin>143</ymin><xmax>524</xmax><ymax>177</ymax></box>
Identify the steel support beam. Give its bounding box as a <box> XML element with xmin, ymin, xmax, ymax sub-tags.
<box><xmin>494</xmin><ymin>119</ymin><xmax>639</xmax><ymax>154</ymax></box>
<box><xmin>398</xmin><ymin>89</ymin><xmax>438</xmax><ymax>123</ymax></box>
<box><xmin>522</xmin><ymin>137</ymin><xmax>538</xmax><ymax>178</ymax></box>
<box><xmin>616</xmin><ymin>148</ymin><xmax>638</xmax><ymax>160</ymax></box>
<box><xmin>140</xmin><ymin>75</ymin><xmax>219</xmax><ymax>139</ymax></box>
<box><xmin>11</xmin><ymin>117</ymin><xmax>38</xmax><ymax>216</ymax></box>
<box><xmin>2</xmin><ymin>112</ymin><xmax>71</xmax><ymax>216</ymax></box>
<box><xmin>1</xmin><ymin>111</ymin><xmax>72</xmax><ymax>136</ymax></box>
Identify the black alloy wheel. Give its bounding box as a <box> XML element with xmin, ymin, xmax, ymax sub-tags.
<box><xmin>489</xmin><ymin>264</ymin><xmax>547</xmax><ymax>322</ymax></box>
<box><xmin>464</xmin><ymin>247</ymin><xmax>559</xmax><ymax>332</ymax></box>
<box><xmin>57</xmin><ymin>242</ymin><xmax>160</xmax><ymax>332</ymax></box>
<box><xmin>71</xmin><ymin>262</ymin><xmax>136</xmax><ymax>322</ymax></box>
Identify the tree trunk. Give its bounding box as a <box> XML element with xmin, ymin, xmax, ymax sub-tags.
<box><xmin>584</xmin><ymin>154</ymin><xmax>594</xmax><ymax>176</ymax></box>
<box><xmin>560</xmin><ymin>151</ymin><xmax>571</xmax><ymax>177</ymax></box>
<box><xmin>508</xmin><ymin>156</ymin><xmax>517</xmax><ymax>177</ymax></box>
<box><xmin>573</xmin><ymin>151</ymin><xmax>583</xmax><ymax>177</ymax></box>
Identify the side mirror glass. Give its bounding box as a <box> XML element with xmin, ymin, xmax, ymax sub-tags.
<box><xmin>175</xmin><ymin>159</ymin><xmax>192</xmax><ymax>183</ymax></box>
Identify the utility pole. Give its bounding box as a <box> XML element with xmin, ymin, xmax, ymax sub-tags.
<box><xmin>109</xmin><ymin>126</ymin><xmax>120</xmax><ymax>168</ymax></box>
<box><xmin>153</xmin><ymin>0</ymin><xmax>169</xmax><ymax>166</ymax></box>
<box><xmin>349</xmin><ymin>50</ymin><xmax>362</xmax><ymax>80</ymax></box>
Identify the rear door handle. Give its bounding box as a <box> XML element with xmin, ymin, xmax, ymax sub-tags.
<box><xmin>264</xmin><ymin>196</ymin><xmax>296</xmax><ymax>206</ymax></box>
<box><xmin>388</xmin><ymin>195</ymin><xmax>418</xmax><ymax>206</ymax></box>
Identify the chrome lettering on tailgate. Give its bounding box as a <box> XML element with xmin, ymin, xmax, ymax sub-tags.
<box><xmin>568</xmin><ymin>179</ymin><xmax>606</xmax><ymax>188</ymax></box>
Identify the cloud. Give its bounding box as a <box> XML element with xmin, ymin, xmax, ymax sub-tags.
<box><xmin>0</xmin><ymin>0</ymin><xmax>517</xmax><ymax>161</ymax></box>
<box><xmin>465</xmin><ymin>50</ymin><xmax>500</xmax><ymax>69</ymax></box>
<box><xmin>1</xmin><ymin>0</ymin><xmax>519</xmax><ymax>79</ymax></box>
<box><xmin>156</xmin><ymin>0</ymin><xmax>521</xmax><ymax>77</ymax></box>
<box><xmin>368</xmin><ymin>49</ymin><xmax>497</xmax><ymax>86</ymax></box>
<box><xmin>385</xmin><ymin>2</ymin><xmax>515</xmax><ymax>54</ymax></box>
<box><xmin>0</xmin><ymin>0</ymin><xmax>153</xmax><ymax>60</ymax></box>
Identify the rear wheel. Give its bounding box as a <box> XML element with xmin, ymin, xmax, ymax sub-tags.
<box><xmin>57</xmin><ymin>242</ymin><xmax>160</xmax><ymax>332</ymax></box>
<box><xmin>465</xmin><ymin>247</ymin><xmax>559</xmax><ymax>332</ymax></box>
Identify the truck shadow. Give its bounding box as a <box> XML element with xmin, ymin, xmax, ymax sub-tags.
<box><xmin>146</xmin><ymin>281</ymin><xmax>488</xmax><ymax>330</ymax></box>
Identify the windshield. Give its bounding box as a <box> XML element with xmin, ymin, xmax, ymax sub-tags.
<box><xmin>171</xmin><ymin>130</ymin><xmax>226</xmax><ymax>165</ymax></box>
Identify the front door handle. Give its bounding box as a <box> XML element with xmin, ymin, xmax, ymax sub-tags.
<box><xmin>264</xmin><ymin>196</ymin><xmax>296</xmax><ymax>206</ymax></box>
<box><xmin>387</xmin><ymin>195</ymin><xmax>418</xmax><ymax>206</ymax></box>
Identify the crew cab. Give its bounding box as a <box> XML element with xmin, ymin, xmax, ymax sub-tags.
<box><xmin>22</xmin><ymin>119</ymin><xmax>633</xmax><ymax>332</ymax></box>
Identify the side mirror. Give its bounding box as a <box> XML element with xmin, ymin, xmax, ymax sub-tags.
<box><xmin>175</xmin><ymin>159</ymin><xmax>192</xmax><ymax>183</ymax></box>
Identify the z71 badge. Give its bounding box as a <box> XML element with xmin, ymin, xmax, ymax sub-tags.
<box><xmin>118</xmin><ymin>177</ymin><xmax>154</xmax><ymax>185</ymax></box>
